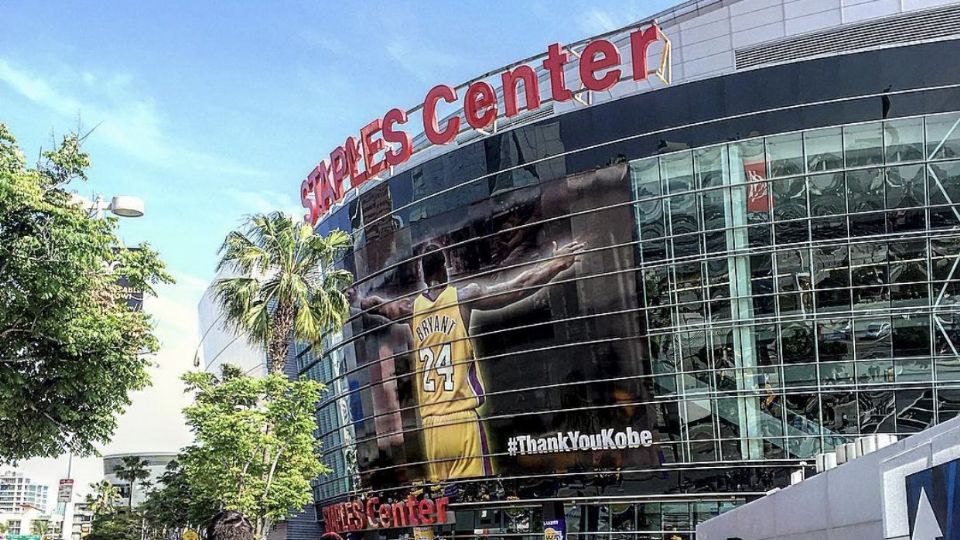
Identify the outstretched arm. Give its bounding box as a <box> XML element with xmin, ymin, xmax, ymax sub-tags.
<box><xmin>459</xmin><ymin>240</ymin><xmax>585</xmax><ymax>311</ymax></box>
<box><xmin>359</xmin><ymin>294</ymin><xmax>414</xmax><ymax>321</ymax></box>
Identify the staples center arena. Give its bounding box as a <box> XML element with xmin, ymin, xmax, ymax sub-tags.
<box><xmin>293</xmin><ymin>0</ymin><xmax>960</xmax><ymax>538</ymax></box>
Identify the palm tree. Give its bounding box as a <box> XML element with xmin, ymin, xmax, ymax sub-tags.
<box><xmin>113</xmin><ymin>456</ymin><xmax>150</xmax><ymax>509</ymax></box>
<box><xmin>30</xmin><ymin>518</ymin><xmax>51</xmax><ymax>539</ymax></box>
<box><xmin>214</xmin><ymin>212</ymin><xmax>352</xmax><ymax>374</ymax></box>
<box><xmin>86</xmin><ymin>480</ymin><xmax>121</xmax><ymax>516</ymax></box>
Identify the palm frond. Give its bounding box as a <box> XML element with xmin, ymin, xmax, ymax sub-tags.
<box><xmin>213</xmin><ymin>213</ymin><xmax>354</xmax><ymax>372</ymax></box>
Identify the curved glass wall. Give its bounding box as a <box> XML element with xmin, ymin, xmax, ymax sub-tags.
<box><xmin>296</xmin><ymin>39</ymin><xmax>960</xmax><ymax>539</ymax></box>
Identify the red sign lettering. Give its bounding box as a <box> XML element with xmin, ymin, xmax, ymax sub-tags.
<box><xmin>300</xmin><ymin>23</ymin><xmax>669</xmax><ymax>225</ymax></box>
<box><xmin>321</xmin><ymin>496</ymin><xmax>450</xmax><ymax>534</ymax></box>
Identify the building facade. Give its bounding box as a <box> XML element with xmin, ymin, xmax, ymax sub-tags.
<box><xmin>70</xmin><ymin>502</ymin><xmax>93</xmax><ymax>540</ymax></box>
<box><xmin>0</xmin><ymin>472</ymin><xmax>48</xmax><ymax>514</ymax></box>
<box><xmin>197</xmin><ymin>268</ymin><xmax>269</xmax><ymax>377</ymax></box>
<box><xmin>102</xmin><ymin>452</ymin><xmax>178</xmax><ymax>508</ymax></box>
<box><xmin>297</xmin><ymin>0</ymin><xmax>960</xmax><ymax>538</ymax></box>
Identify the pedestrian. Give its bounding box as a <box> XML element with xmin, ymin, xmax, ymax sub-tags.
<box><xmin>206</xmin><ymin>510</ymin><xmax>253</xmax><ymax>540</ymax></box>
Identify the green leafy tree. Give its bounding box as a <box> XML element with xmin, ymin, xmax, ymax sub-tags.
<box><xmin>140</xmin><ymin>459</ymin><xmax>216</xmax><ymax>539</ymax></box>
<box><xmin>0</xmin><ymin>123</ymin><xmax>172</xmax><ymax>460</ymax></box>
<box><xmin>86</xmin><ymin>480</ymin><xmax>121</xmax><ymax>517</ymax></box>
<box><xmin>86</xmin><ymin>509</ymin><xmax>142</xmax><ymax>540</ymax></box>
<box><xmin>181</xmin><ymin>364</ymin><xmax>329</xmax><ymax>539</ymax></box>
<box><xmin>113</xmin><ymin>456</ymin><xmax>151</xmax><ymax>509</ymax></box>
<box><xmin>214</xmin><ymin>212</ymin><xmax>352</xmax><ymax>374</ymax></box>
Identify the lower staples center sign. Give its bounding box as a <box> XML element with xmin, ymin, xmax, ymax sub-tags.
<box><xmin>322</xmin><ymin>495</ymin><xmax>450</xmax><ymax>534</ymax></box>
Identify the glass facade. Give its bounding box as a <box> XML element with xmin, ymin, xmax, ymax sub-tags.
<box><xmin>299</xmin><ymin>39</ymin><xmax>960</xmax><ymax>539</ymax></box>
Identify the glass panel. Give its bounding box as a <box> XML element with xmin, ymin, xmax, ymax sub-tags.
<box><xmin>896</xmin><ymin>389</ymin><xmax>934</xmax><ymax>433</ymax></box>
<box><xmin>754</xmin><ymin>324</ymin><xmax>779</xmax><ymax>365</ymax></box>
<box><xmin>892</xmin><ymin>314</ymin><xmax>931</xmax><ymax>358</ymax></box>
<box><xmin>928</xmin><ymin>160</ymin><xmax>960</xmax><ymax>229</ymax></box>
<box><xmin>809</xmin><ymin>172</ymin><xmax>847</xmax><ymax>240</ymax></box>
<box><xmin>637</xmin><ymin>503</ymin><xmax>662</xmax><ymax>533</ymax></box>
<box><xmin>805</xmin><ymin>127</ymin><xmax>844</xmax><ymax>172</ymax></box>
<box><xmin>821</xmin><ymin>392</ymin><xmax>858</xmax><ymax>434</ymax></box>
<box><xmin>685</xmin><ymin>398</ymin><xmax>717</xmax><ymax>462</ymax></box>
<box><xmin>818</xmin><ymin>319</ymin><xmax>853</xmax><ymax>362</ymax></box>
<box><xmin>925</xmin><ymin>112</ymin><xmax>960</xmax><ymax>161</ymax></box>
<box><xmin>821</xmin><ymin>361</ymin><xmax>855</xmax><ymax>387</ymax></box>
<box><xmin>773</xmin><ymin>177</ymin><xmax>808</xmax><ymax>244</ymax></box>
<box><xmin>885</xmin><ymin>164</ymin><xmax>925</xmax><ymax>209</ymax></box>
<box><xmin>856</xmin><ymin>318</ymin><xmax>893</xmax><ymax>360</ymax></box>
<box><xmin>858</xmin><ymin>359</ymin><xmax>894</xmax><ymax>384</ymax></box>
<box><xmin>859</xmin><ymin>390</ymin><xmax>896</xmax><ymax>433</ymax></box>
<box><xmin>766</xmin><ymin>132</ymin><xmax>804</xmax><ymax>178</ymax></box>
<box><xmin>610</xmin><ymin>504</ymin><xmax>636</xmax><ymax>539</ymax></box>
<box><xmin>847</xmin><ymin>168</ymin><xmax>885</xmax><ymax>213</ymax></box>
<box><xmin>844</xmin><ymin>122</ymin><xmax>883</xmax><ymax>167</ymax></box>
<box><xmin>884</xmin><ymin>117</ymin><xmax>924</xmax><ymax>164</ymax></box>
<box><xmin>938</xmin><ymin>389</ymin><xmax>960</xmax><ymax>422</ymax></box>
<box><xmin>631</xmin><ymin>157</ymin><xmax>665</xmax><ymax>244</ymax></box>
<box><xmin>781</xmin><ymin>322</ymin><xmax>814</xmax><ymax>364</ymax></box>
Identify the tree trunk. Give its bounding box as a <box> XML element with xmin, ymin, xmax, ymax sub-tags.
<box><xmin>267</xmin><ymin>303</ymin><xmax>294</xmax><ymax>374</ymax></box>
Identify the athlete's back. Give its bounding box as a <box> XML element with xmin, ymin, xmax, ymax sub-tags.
<box><xmin>411</xmin><ymin>285</ymin><xmax>485</xmax><ymax>417</ymax></box>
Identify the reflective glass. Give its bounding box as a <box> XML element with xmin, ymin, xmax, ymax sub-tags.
<box><xmin>856</xmin><ymin>318</ymin><xmax>893</xmax><ymax>360</ymax></box>
<box><xmin>781</xmin><ymin>322</ymin><xmax>814</xmax><ymax>364</ymax></box>
<box><xmin>884</xmin><ymin>117</ymin><xmax>925</xmax><ymax>164</ymax></box>
<box><xmin>859</xmin><ymin>391</ymin><xmax>896</xmax><ymax>433</ymax></box>
<box><xmin>885</xmin><ymin>165</ymin><xmax>925</xmax><ymax>209</ymax></box>
<box><xmin>844</xmin><ymin>122</ymin><xmax>883</xmax><ymax>167</ymax></box>
<box><xmin>928</xmin><ymin>160</ymin><xmax>960</xmax><ymax>229</ymax></box>
<box><xmin>805</xmin><ymin>127</ymin><xmax>843</xmax><ymax>172</ymax></box>
<box><xmin>925</xmin><ymin>112</ymin><xmax>960</xmax><ymax>161</ymax></box>
<box><xmin>892</xmin><ymin>315</ymin><xmax>931</xmax><ymax>358</ymax></box>
<box><xmin>818</xmin><ymin>319</ymin><xmax>853</xmax><ymax>362</ymax></box>
<box><xmin>766</xmin><ymin>132</ymin><xmax>804</xmax><ymax>178</ymax></box>
<box><xmin>938</xmin><ymin>389</ymin><xmax>960</xmax><ymax>422</ymax></box>
<box><xmin>896</xmin><ymin>390</ymin><xmax>934</xmax><ymax>433</ymax></box>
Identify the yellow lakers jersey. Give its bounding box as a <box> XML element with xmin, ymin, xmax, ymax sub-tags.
<box><xmin>411</xmin><ymin>285</ymin><xmax>485</xmax><ymax>417</ymax></box>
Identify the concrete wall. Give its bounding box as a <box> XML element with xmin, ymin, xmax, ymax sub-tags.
<box><xmin>696</xmin><ymin>415</ymin><xmax>960</xmax><ymax>539</ymax></box>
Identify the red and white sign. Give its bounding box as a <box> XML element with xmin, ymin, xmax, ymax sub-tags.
<box><xmin>300</xmin><ymin>23</ymin><xmax>670</xmax><ymax>225</ymax></box>
<box><xmin>743</xmin><ymin>159</ymin><xmax>770</xmax><ymax>213</ymax></box>
<box><xmin>57</xmin><ymin>478</ymin><xmax>74</xmax><ymax>503</ymax></box>
<box><xmin>321</xmin><ymin>495</ymin><xmax>449</xmax><ymax>534</ymax></box>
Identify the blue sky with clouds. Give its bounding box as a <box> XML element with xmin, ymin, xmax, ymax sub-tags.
<box><xmin>1</xmin><ymin>0</ymin><xmax>673</xmax><ymax>497</ymax></box>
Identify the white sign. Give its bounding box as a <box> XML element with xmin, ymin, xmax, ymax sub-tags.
<box><xmin>57</xmin><ymin>479</ymin><xmax>73</xmax><ymax>503</ymax></box>
<box><xmin>507</xmin><ymin>427</ymin><xmax>654</xmax><ymax>456</ymax></box>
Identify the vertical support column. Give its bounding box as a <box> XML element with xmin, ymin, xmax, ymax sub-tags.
<box><xmin>724</xmin><ymin>145</ymin><xmax>763</xmax><ymax>461</ymax></box>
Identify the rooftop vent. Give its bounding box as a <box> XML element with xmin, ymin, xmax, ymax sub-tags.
<box><xmin>736</xmin><ymin>4</ymin><xmax>960</xmax><ymax>70</ymax></box>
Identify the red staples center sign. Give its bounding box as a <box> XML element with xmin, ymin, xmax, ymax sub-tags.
<box><xmin>321</xmin><ymin>495</ymin><xmax>450</xmax><ymax>534</ymax></box>
<box><xmin>300</xmin><ymin>23</ymin><xmax>670</xmax><ymax>225</ymax></box>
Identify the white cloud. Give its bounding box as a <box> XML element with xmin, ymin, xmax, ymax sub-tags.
<box><xmin>299</xmin><ymin>30</ymin><xmax>344</xmax><ymax>54</ymax></box>
<box><xmin>385</xmin><ymin>39</ymin><xmax>460</xmax><ymax>83</ymax></box>
<box><xmin>578</xmin><ymin>5</ymin><xmax>653</xmax><ymax>35</ymax></box>
<box><xmin>0</xmin><ymin>58</ymin><xmax>265</xmax><ymax>177</ymax></box>
<box><xmin>225</xmin><ymin>187</ymin><xmax>304</xmax><ymax>219</ymax></box>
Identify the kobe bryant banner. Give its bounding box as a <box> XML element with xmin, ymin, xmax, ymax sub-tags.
<box><xmin>334</xmin><ymin>161</ymin><xmax>664</xmax><ymax>492</ymax></box>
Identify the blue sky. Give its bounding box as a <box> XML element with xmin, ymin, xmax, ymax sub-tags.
<box><xmin>1</xmin><ymin>0</ymin><xmax>673</xmax><ymax>496</ymax></box>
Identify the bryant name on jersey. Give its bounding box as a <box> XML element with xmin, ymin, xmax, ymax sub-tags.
<box><xmin>415</xmin><ymin>314</ymin><xmax>458</xmax><ymax>343</ymax></box>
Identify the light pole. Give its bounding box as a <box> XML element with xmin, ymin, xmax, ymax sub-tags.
<box><xmin>61</xmin><ymin>193</ymin><xmax>144</xmax><ymax>540</ymax></box>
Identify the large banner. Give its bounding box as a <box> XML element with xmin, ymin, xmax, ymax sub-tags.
<box><xmin>336</xmin><ymin>161</ymin><xmax>660</xmax><ymax>491</ymax></box>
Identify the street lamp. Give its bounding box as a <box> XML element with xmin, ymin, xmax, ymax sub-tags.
<box><xmin>70</xmin><ymin>193</ymin><xmax>145</xmax><ymax>219</ymax></box>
